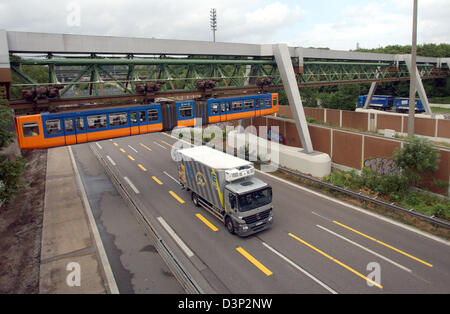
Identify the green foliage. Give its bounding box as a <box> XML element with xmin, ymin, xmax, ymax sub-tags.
<box><xmin>0</xmin><ymin>155</ymin><xmax>26</xmax><ymax>203</ymax></box>
<box><xmin>0</xmin><ymin>99</ymin><xmax>27</xmax><ymax>204</ymax></box>
<box><xmin>393</xmin><ymin>137</ymin><xmax>440</xmax><ymax>186</ymax></box>
<box><xmin>324</xmin><ymin>168</ymin><xmax>449</xmax><ymax>220</ymax></box>
<box><xmin>0</xmin><ymin>100</ymin><xmax>15</xmax><ymax>148</ymax></box>
<box><xmin>355</xmin><ymin>43</ymin><xmax>450</xmax><ymax>58</ymax></box>
<box><xmin>359</xmin><ymin>167</ymin><xmax>409</xmax><ymax>197</ymax></box>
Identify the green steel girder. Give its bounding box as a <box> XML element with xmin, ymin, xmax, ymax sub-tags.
<box><xmin>9</xmin><ymin>55</ymin><xmax>449</xmax><ymax>100</ymax></box>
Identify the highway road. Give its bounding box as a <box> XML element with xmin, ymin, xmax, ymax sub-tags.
<box><xmin>89</xmin><ymin>131</ymin><xmax>450</xmax><ymax>294</ymax></box>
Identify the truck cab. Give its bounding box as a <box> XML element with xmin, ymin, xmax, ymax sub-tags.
<box><xmin>224</xmin><ymin>177</ymin><xmax>273</xmax><ymax>236</ymax></box>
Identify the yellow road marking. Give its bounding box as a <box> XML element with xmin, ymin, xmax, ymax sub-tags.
<box><xmin>288</xmin><ymin>232</ymin><xmax>383</xmax><ymax>289</ymax></box>
<box><xmin>138</xmin><ymin>164</ymin><xmax>147</xmax><ymax>172</ymax></box>
<box><xmin>140</xmin><ymin>143</ymin><xmax>152</xmax><ymax>151</ymax></box>
<box><xmin>119</xmin><ymin>148</ymin><xmax>126</xmax><ymax>153</ymax></box>
<box><xmin>160</xmin><ymin>140</ymin><xmax>173</xmax><ymax>147</ymax></box>
<box><xmin>128</xmin><ymin>155</ymin><xmax>135</xmax><ymax>161</ymax></box>
<box><xmin>152</xmin><ymin>176</ymin><xmax>163</xmax><ymax>185</ymax></box>
<box><xmin>113</xmin><ymin>142</ymin><xmax>118</xmax><ymax>146</ymax></box>
<box><xmin>169</xmin><ymin>190</ymin><xmax>185</xmax><ymax>204</ymax></box>
<box><xmin>333</xmin><ymin>221</ymin><xmax>433</xmax><ymax>268</ymax></box>
<box><xmin>236</xmin><ymin>247</ymin><xmax>273</xmax><ymax>276</ymax></box>
<box><xmin>195</xmin><ymin>213</ymin><xmax>218</xmax><ymax>232</ymax></box>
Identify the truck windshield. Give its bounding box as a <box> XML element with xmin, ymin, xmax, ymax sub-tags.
<box><xmin>238</xmin><ymin>187</ymin><xmax>272</xmax><ymax>212</ymax></box>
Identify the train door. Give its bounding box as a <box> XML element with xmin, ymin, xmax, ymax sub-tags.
<box><xmin>130</xmin><ymin>111</ymin><xmax>139</xmax><ymax>135</ymax></box>
<box><xmin>256</xmin><ymin>97</ymin><xmax>263</xmax><ymax>117</ymax></box>
<box><xmin>220</xmin><ymin>102</ymin><xmax>228</xmax><ymax>122</ymax></box>
<box><xmin>63</xmin><ymin>118</ymin><xmax>76</xmax><ymax>145</ymax></box>
<box><xmin>138</xmin><ymin>110</ymin><xmax>148</xmax><ymax>134</ymax></box>
<box><xmin>75</xmin><ymin>116</ymin><xmax>87</xmax><ymax>143</ymax></box>
<box><xmin>195</xmin><ymin>101</ymin><xmax>203</xmax><ymax>125</ymax></box>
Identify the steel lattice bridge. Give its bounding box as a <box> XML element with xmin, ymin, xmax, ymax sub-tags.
<box><xmin>1</xmin><ymin>30</ymin><xmax>449</xmax><ymax>153</ymax></box>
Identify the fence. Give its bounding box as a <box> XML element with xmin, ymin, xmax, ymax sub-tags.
<box><xmin>278</xmin><ymin>106</ymin><xmax>450</xmax><ymax>141</ymax></box>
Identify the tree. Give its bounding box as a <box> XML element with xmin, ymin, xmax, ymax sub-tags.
<box><xmin>0</xmin><ymin>100</ymin><xmax>15</xmax><ymax>147</ymax></box>
<box><xmin>393</xmin><ymin>137</ymin><xmax>440</xmax><ymax>187</ymax></box>
<box><xmin>0</xmin><ymin>99</ymin><xmax>26</xmax><ymax>204</ymax></box>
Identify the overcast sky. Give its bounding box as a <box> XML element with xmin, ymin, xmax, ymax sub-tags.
<box><xmin>0</xmin><ymin>0</ymin><xmax>449</xmax><ymax>51</ymax></box>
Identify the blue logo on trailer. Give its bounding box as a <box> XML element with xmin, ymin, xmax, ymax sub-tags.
<box><xmin>211</xmin><ymin>172</ymin><xmax>217</xmax><ymax>185</ymax></box>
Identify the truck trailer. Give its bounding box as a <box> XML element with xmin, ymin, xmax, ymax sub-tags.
<box><xmin>176</xmin><ymin>146</ymin><xmax>273</xmax><ymax>236</ymax></box>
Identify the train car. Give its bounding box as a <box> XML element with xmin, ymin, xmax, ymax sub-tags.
<box><xmin>357</xmin><ymin>95</ymin><xmax>394</xmax><ymax>110</ymax></box>
<box><xmin>393</xmin><ymin>97</ymin><xmax>425</xmax><ymax>113</ymax></box>
<box><xmin>15</xmin><ymin>93</ymin><xmax>278</xmax><ymax>149</ymax></box>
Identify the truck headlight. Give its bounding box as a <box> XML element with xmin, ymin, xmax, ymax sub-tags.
<box><xmin>268</xmin><ymin>216</ymin><xmax>273</xmax><ymax>222</ymax></box>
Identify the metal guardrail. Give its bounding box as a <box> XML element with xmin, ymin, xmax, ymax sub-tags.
<box><xmin>276</xmin><ymin>166</ymin><xmax>450</xmax><ymax>230</ymax></box>
<box><xmin>89</xmin><ymin>144</ymin><xmax>203</xmax><ymax>294</ymax></box>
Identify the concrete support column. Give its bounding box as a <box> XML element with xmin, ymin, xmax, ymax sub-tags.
<box><xmin>272</xmin><ymin>44</ymin><xmax>313</xmax><ymax>153</ymax></box>
<box><xmin>0</xmin><ymin>30</ymin><xmax>11</xmax><ymax>99</ymax></box>
<box><xmin>402</xmin><ymin>54</ymin><xmax>432</xmax><ymax>115</ymax></box>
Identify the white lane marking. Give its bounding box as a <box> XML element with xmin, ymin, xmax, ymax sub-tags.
<box><xmin>124</xmin><ymin>176</ymin><xmax>140</xmax><ymax>194</ymax></box>
<box><xmin>311</xmin><ymin>211</ymin><xmax>332</xmax><ymax>222</ymax></box>
<box><xmin>106</xmin><ymin>155</ymin><xmax>116</xmax><ymax>166</ymax></box>
<box><xmin>316</xmin><ymin>224</ymin><xmax>412</xmax><ymax>273</ymax></box>
<box><xmin>128</xmin><ymin>145</ymin><xmax>138</xmax><ymax>153</ymax></box>
<box><xmin>153</xmin><ymin>141</ymin><xmax>168</xmax><ymax>150</ymax></box>
<box><xmin>68</xmin><ymin>146</ymin><xmax>119</xmax><ymax>294</ymax></box>
<box><xmin>163</xmin><ymin>171</ymin><xmax>180</xmax><ymax>184</ymax></box>
<box><xmin>157</xmin><ymin>216</ymin><xmax>194</xmax><ymax>258</ymax></box>
<box><xmin>261</xmin><ymin>241</ymin><xmax>337</xmax><ymax>294</ymax></box>
<box><xmin>95</xmin><ymin>142</ymin><xmax>102</xmax><ymax>149</ymax></box>
<box><xmin>256</xmin><ymin>170</ymin><xmax>450</xmax><ymax>247</ymax></box>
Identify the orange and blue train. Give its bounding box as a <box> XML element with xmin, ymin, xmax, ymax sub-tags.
<box><xmin>15</xmin><ymin>93</ymin><xmax>279</xmax><ymax>149</ymax></box>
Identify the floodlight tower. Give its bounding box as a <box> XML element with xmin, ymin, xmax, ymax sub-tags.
<box><xmin>210</xmin><ymin>8</ymin><xmax>217</xmax><ymax>43</ymax></box>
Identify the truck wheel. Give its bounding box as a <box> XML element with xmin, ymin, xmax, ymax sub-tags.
<box><xmin>192</xmin><ymin>192</ymin><xmax>199</xmax><ymax>207</ymax></box>
<box><xmin>225</xmin><ymin>217</ymin><xmax>235</xmax><ymax>234</ymax></box>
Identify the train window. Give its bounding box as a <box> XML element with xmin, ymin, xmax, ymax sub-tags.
<box><xmin>265</xmin><ymin>98</ymin><xmax>271</xmax><ymax>108</ymax></box>
<box><xmin>46</xmin><ymin>119</ymin><xmax>62</xmax><ymax>135</ymax></box>
<box><xmin>179</xmin><ymin>106</ymin><xmax>193</xmax><ymax>118</ymax></box>
<box><xmin>87</xmin><ymin>115</ymin><xmax>107</xmax><ymax>130</ymax></box>
<box><xmin>227</xmin><ymin>103</ymin><xmax>231</xmax><ymax>112</ymax></box>
<box><xmin>272</xmin><ymin>97</ymin><xmax>278</xmax><ymax>107</ymax></box>
<box><xmin>211</xmin><ymin>103</ymin><xmax>219</xmax><ymax>114</ymax></box>
<box><xmin>148</xmin><ymin>109</ymin><xmax>159</xmax><ymax>122</ymax></box>
<box><xmin>139</xmin><ymin>111</ymin><xmax>146</xmax><ymax>123</ymax></box>
<box><xmin>64</xmin><ymin>119</ymin><xmax>74</xmax><ymax>132</ymax></box>
<box><xmin>22</xmin><ymin>122</ymin><xmax>39</xmax><ymax>137</ymax></box>
<box><xmin>232</xmin><ymin>101</ymin><xmax>243</xmax><ymax>111</ymax></box>
<box><xmin>76</xmin><ymin>118</ymin><xmax>85</xmax><ymax>131</ymax></box>
<box><xmin>109</xmin><ymin>112</ymin><xmax>128</xmax><ymax>127</ymax></box>
<box><xmin>130</xmin><ymin>112</ymin><xmax>138</xmax><ymax>124</ymax></box>
<box><xmin>244</xmin><ymin>100</ymin><xmax>254</xmax><ymax>110</ymax></box>
<box><xmin>221</xmin><ymin>103</ymin><xmax>226</xmax><ymax>113</ymax></box>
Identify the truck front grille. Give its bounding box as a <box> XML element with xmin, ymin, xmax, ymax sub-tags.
<box><xmin>243</xmin><ymin>209</ymin><xmax>271</xmax><ymax>225</ymax></box>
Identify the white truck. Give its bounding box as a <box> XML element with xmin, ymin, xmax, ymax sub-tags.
<box><xmin>176</xmin><ymin>146</ymin><xmax>273</xmax><ymax>236</ymax></box>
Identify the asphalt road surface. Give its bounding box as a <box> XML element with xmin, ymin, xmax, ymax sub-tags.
<box><xmin>88</xmin><ymin>131</ymin><xmax>450</xmax><ymax>294</ymax></box>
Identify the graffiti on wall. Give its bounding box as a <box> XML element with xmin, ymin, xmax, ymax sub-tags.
<box><xmin>363</xmin><ymin>157</ymin><xmax>399</xmax><ymax>176</ymax></box>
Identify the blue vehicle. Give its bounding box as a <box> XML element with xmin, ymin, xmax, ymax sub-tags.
<box><xmin>357</xmin><ymin>95</ymin><xmax>394</xmax><ymax>110</ymax></box>
<box><xmin>393</xmin><ymin>98</ymin><xmax>425</xmax><ymax>113</ymax></box>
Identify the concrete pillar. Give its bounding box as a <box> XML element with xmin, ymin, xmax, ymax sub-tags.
<box><xmin>272</xmin><ymin>44</ymin><xmax>313</xmax><ymax>153</ymax></box>
<box><xmin>402</xmin><ymin>54</ymin><xmax>432</xmax><ymax>115</ymax></box>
